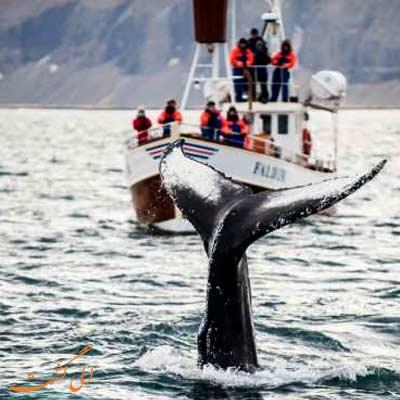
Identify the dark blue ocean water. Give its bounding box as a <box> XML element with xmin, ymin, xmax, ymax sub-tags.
<box><xmin>0</xmin><ymin>109</ymin><xmax>399</xmax><ymax>400</ymax></box>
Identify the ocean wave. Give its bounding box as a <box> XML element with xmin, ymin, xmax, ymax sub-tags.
<box><xmin>262</xmin><ymin>326</ymin><xmax>350</xmax><ymax>352</ymax></box>
<box><xmin>134</xmin><ymin>346</ymin><xmax>400</xmax><ymax>390</ymax></box>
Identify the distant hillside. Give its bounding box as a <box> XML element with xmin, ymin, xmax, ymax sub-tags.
<box><xmin>0</xmin><ymin>0</ymin><xmax>399</xmax><ymax>107</ymax></box>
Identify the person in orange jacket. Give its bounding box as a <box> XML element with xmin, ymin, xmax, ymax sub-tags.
<box><xmin>270</xmin><ymin>39</ymin><xmax>297</xmax><ymax>102</ymax></box>
<box><xmin>221</xmin><ymin>106</ymin><xmax>249</xmax><ymax>148</ymax></box>
<box><xmin>200</xmin><ymin>101</ymin><xmax>223</xmax><ymax>141</ymax></box>
<box><xmin>230</xmin><ymin>38</ymin><xmax>254</xmax><ymax>102</ymax></box>
<box><xmin>157</xmin><ymin>99</ymin><xmax>183</xmax><ymax>136</ymax></box>
<box><xmin>132</xmin><ymin>106</ymin><xmax>152</xmax><ymax>145</ymax></box>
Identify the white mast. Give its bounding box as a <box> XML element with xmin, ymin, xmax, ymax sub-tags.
<box><xmin>181</xmin><ymin>0</ymin><xmax>236</xmax><ymax>110</ymax></box>
<box><xmin>262</xmin><ymin>0</ymin><xmax>285</xmax><ymax>55</ymax></box>
<box><xmin>231</xmin><ymin>0</ymin><xmax>237</xmax><ymax>47</ymax></box>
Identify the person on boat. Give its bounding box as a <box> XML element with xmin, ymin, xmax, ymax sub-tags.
<box><xmin>302</xmin><ymin>127</ymin><xmax>312</xmax><ymax>156</ymax></box>
<box><xmin>230</xmin><ymin>38</ymin><xmax>254</xmax><ymax>102</ymax></box>
<box><xmin>245</xmin><ymin>132</ymin><xmax>280</xmax><ymax>158</ymax></box>
<box><xmin>157</xmin><ymin>99</ymin><xmax>183</xmax><ymax>136</ymax></box>
<box><xmin>247</xmin><ymin>28</ymin><xmax>263</xmax><ymax>53</ymax></box>
<box><xmin>132</xmin><ymin>106</ymin><xmax>152</xmax><ymax>145</ymax></box>
<box><xmin>270</xmin><ymin>39</ymin><xmax>297</xmax><ymax>102</ymax></box>
<box><xmin>200</xmin><ymin>101</ymin><xmax>223</xmax><ymax>141</ymax></box>
<box><xmin>251</xmin><ymin>38</ymin><xmax>271</xmax><ymax>103</ymax></box>
<box><xmin>221</xmin><ymin>106</ymin><xmax>249</xmax><ymax>148</ymax></box>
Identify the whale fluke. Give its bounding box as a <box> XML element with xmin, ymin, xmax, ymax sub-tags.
<box><xmin>212</xmin><ymin>158</ymin><xmax>386</xmax><ymax>261</ymax></box>
<box><xmin>160</xmin><ymin>139</ymin><xmax>386</xmax><ymax>259</ymax></box>
<box><xmin>160</xmin><ymin>139</ymin><xmax>385</xmax><ymax>371</ymax></box>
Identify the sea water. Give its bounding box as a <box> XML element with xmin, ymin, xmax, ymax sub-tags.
<box><xmin>0</xmin><ymin>109</ymin><xmax>399</xmax><ymax>399</ymax></box>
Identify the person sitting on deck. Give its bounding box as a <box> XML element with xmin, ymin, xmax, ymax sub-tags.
<box><xmin>221</xmin><ymin>106</ymin><xmax>249</xmax><ymax>148</ymax></box>
<box><xmin>230</xmin><ymin>38</ymin><xmax>254</xmax><ymax>102</ymax></box>
<box><xmin>270</xmin><ymin>39</ymin><xmax>297</xmax><ymax>102</ymax></box>
<box><xmin>157</xmin><ymin>99</ymin><xmax>183</xmax><ymax>136</ymax></box>
<box><xmin>132</xmin><ymin>106</ymin><xmax>152</xmax><ymax>145</ymax></box>
<box><xmin>200</xmin><ymin>101</ymin><xmax>223</xmax><ymax>141</ymax></box>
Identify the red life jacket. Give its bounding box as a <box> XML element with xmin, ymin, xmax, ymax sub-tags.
<box><xmin>302</xmin><ymin>128</ymin><xmax>312</xmax><ymax>155</ymax></box>
<box><xmin>133</xmin><ymin>116</ymin><xmax>152</xmax><ymax>144</ymax></box>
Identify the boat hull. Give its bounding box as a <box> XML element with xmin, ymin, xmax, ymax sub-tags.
<box><xmin>130</xmin><ymin>176</ymin><xmax>175</xmax><ymax>224</ymax></box>
<box><xmin>126</xmin><ymin>135</ymin><xmax>334</xmax><ymax>233</ymax></box>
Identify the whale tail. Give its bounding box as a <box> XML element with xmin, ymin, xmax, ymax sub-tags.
<box><xmin>160</xmin><ymin>140</ymin><xmax>386</xmax><ymax>259</ymax></box>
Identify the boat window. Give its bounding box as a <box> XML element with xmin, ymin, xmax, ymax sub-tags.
<box><xmin>260</xmin><ymin>114</ymin><xmax>272</xmax><ymax>134</ymax></box>
<box><xmin>278</xmin><ymin>114</ymin><xmax>289</xmax><ymax>134</ymax></box>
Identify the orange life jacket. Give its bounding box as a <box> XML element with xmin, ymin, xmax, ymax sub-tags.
<box><xmin>200</xmin><ymin>110</ymin><xmax>223</xmax><ymax>128</ymax></box>
<box><xmin>157</xmin><ymin>110</ymin><xmax>183</xmax><ymax>125</ymax></box>
<box><xmin>222</xmin><ymin>118</ymin><xmax>249</xmax><ymax>135</ymax></box>
<box><xmin>271</xmin><ymin>51</ymin><xmax>297</xmax><ymax>69</ymax></box>
<box><xmin>230</xmin><ymin>47</ymin><xmax>255</xmax><ymax>68</ymax></box>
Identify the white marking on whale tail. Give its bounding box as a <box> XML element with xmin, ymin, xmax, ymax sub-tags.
<box><xmin>160</xmin><ymin>141</ymin><xmax>223</xmax><ymax>204</ymax></box>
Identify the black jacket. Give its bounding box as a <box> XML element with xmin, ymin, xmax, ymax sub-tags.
<box><xmin>253</xmin><ymin>45</ymin><xmax>271</xmax><ymax>66</ymax></box>
<box><xmin>248</xmin><ymin>36</ymin><xmax>263</xmax><ymax>52</ymax></box>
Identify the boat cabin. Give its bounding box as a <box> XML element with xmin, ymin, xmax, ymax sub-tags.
<box><xmin>226</xmin><ymin>101</ymin><xmax>305</xmax><ymax>162</ymax></box>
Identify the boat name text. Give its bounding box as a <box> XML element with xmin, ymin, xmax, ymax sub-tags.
<box><xmin>253</xmin><ymin>161</ymin><xmax>286</xmax><ymax>183</ymax></box>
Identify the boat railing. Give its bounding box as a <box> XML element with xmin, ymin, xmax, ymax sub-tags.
<box><xmin>127</xmin><ymin>123</ymin><xmax>335</xmax><ymax>173</ymax></box>
<box><xmin>243</xmin><ymin>134</ymin><xmax>335</xmax><ymax>172</ymax></box>
<box><xmin>179</xmin><ymin>123</ymin><xmax>335</xmax><ymax>172</ymax></box>
<box><xmin>233</xmin><ymin>65</ymin><xmax>299</xmax><ymax>102</ymax></box>
<box><xmin>126</xmin><ymin>122</ymin><xmax>176</xmax><ymax>149</ymax></box>
<box><xmin>189</xmin><ymin>65</ymin><xmax>299</xmax><ymax>103</ymax></box>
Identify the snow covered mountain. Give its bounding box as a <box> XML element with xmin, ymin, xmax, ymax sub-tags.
<box><xmin>0</xmin><ymin>0</ymin><xmax>399</xmax><ymax>107</ymax></box>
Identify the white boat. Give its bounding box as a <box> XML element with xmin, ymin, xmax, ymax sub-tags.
<box><xmin>125</xmin><ymin>0</ymin><xmax>347</xmax><ymax>233</ymax></box>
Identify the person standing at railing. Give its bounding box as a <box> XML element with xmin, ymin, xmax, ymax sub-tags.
<box><xmin>157</xmin><ymin>99</ymin><xmax>183</xmax><ymax>136</ymax></box>
<box><xmin>132</xmin><ymin>106</ymin><xmax>152</xmax><ymax>145</ymax></box>
<box><xmin>248</xmin><ymin>28</ymin><xmax>270</xmax><ymax>102</ymax></box>
<box><xmin>247</xmin><ymin>28</ymin><xmax>263</xmax><ymax>53</ymax></box>
<box><xmin>270</xmin><ymin>40</ymin><xmax>297</xmax><ymax>102</ymax></box>
<box><xmin>251</xmin><ymin>38</ymin><xmax>271</xmax><ymax>103</ymax></box>
<box><xmin>200</xmin><ymin>101</ymin><xmax>223</xmax><ymax>141</ymax></box>
<box><xmin>221</xmin><ymin>106</ymin><xmax>249</xmax><ymax>148</ymax></box>
<box><xmin>230</xmin><ymin>38</ymin><xmax>254</xmax><ymax>102</ymax></box>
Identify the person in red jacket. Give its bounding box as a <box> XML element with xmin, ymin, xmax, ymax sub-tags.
<box><xmin>270</xmin><ymin>39</ymin><xmax>297</xmax><ymax>102</ymax></box>
<box><xmin>230</xmin><ymin>38</ymin><xmax>254</xmax><ymax>102</ymax></box>
<box><xmin>157</xmin><ymin>99</ymin><xmax>183</xmax><ymax>136</ymax></box>
<box><xmin>221</xmin><ymin>106</ymin><xmax>249</xmax><ymax>148</ymax></box>
<box><xmin>200</xmin><ymin>101</ymin><xmax>223</xmax><ymax>141</ymax></box>
<box><xmin>132</xmin><ymin>106</ymin><xmax>152</xmax><ymax>145</ymax></box>
<box><xmin>302</xmin><ymin>127</ymin><xmax>312</xmax><ymax>156</ymax></box>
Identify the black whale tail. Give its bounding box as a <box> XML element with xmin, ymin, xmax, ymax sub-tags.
<box><xmin>160</xmin><ymin>139</ymin><xmax>386</xmax><ymax>258</ymax></box>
